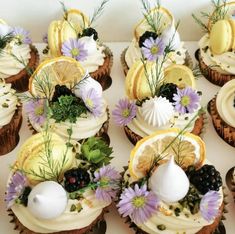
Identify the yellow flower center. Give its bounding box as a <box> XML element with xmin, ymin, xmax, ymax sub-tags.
<box><xmin>86</xmin><ymin>98</ymin><xmax>94</xmax><ymax>108</ymax></box>
<box><xmin>122</xmin><ymin>108</ymin><xmax>130</xmax><ymax>118</ymax></box>
<box><xmin>100</xmin><ymin>176</ymin><xmax>110</xmax><ymax>187</ymax></box>
<box><xmin>150</xmin><ymin>46</ymin><xmax>159</xmax><ymax>55</ymax></box>
<box><xmin>132</xmin><ymin>196</ymin><xmax>146</xmax><ymax>208</ymax></box>
<box><xmin>34</xmin><ymin>106</ymin><xmax>44</xmax><ymax>116</ymax></box>
<box><xmin>180</xmin><ymin>95</ymin><xmax>190</xmax><ymax>107</ymax></box>
<box><xmin>71</xmin><ymin>48</ymin><xmax>80</xmax><ymax>57</ymax></box>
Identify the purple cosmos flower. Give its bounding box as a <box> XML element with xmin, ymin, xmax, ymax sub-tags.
<box><xmin>200</xmin><ymin>191</ymin><xmax>221</xmax><ymax>222</ymax></box>
<box><xmin>42</xmin><ymin>33</ymin><xmax>48</xmax><ymax>43</ymax></box>
<box><xmin>81</xmin><ymin>88</ymin><xmax>102</xmax><ymax>117</ymax></box>
<box><xmin>61</xmin><ymin>38</ymin><xmax>88</xmax><ymax>61</ymax></box>
<box><xmin>173</xmin><ymin>87</ymin><xmax>200</xmax><ymax>114</ymax></box>
<box><xmin>141</xmin><ymin>37</ymin><xmax>165</xmax><ymax>61</ymax></box>
<box><xmin>5</xmin><ymin>171</ymin><xmax>27</xmax><ymax>208</ymax></box>
<box><xmin>25</xmin><ymin>99</ymin><xmax>47</xmax><ymax>126</ymax></box>
<box><xmin>12</xmin><ymin>27</ymin><xmax>32</xmax><ymax>44</ymax></box>
<box><xmin>94</xmin><ymin>165</ymin><xmax>121</xmax><ymax>203</ymax></box>
<box><xmin>117</xmin><ymin>184</ymin><xmax>159</xmax><ymax>224</ymax></box>
<box><xmin>112</xmin><ymin>99</ymin><xmax>137</xmax><ymax>126</ymax></box>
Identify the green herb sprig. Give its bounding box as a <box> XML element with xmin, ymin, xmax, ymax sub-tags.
<box><xmin>0</xmin><ymin>33</ymin><xmax>14</xmax><ymax>54</ymax></box>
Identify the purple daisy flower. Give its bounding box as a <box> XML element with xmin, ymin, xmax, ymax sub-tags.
<box><xmin>61</xmin><ymin>38</ymin><xmax>88</xmax><ymax>61</ymax></box>
<box><xmin>94</xmin><ymin>165</ymin><xmax>121</xmax><ymax>203</ymax></box>
<box><xmin>12</xmin><ymin>27</ymin><xmax>32</xmax><ymax>44</ymax></box>
<box><xmin>5</xmin><ymin>171</ymin><xmax>27</xmax><ymax>208</ymax></box>
<box><xmin>200</xmin><ymin>191</ymin><xmax>221</xmax><ymax>222</ymax></box>
<box><xmin>117</xmin><ymin>184</ymin><xmax>159</xmax><ymax>224</ymax></box>
<box><xmin>141</xmin><ymin>37</ymin><xmax>165</xmax><ymax>61</ymax></box>
<box><xmin>42</xmin><ymin>33</ymin><xmax>48</xmax><ymax>43</ymax></box>
<box><xmin>112</xmin><ymin>99</ymin><xmax>137</xmax><ymax>126</ymax></box>
<box><xmin>25</xmin><ymin>99</ymin><xmax>47</xmax><ymax>126</ymax></box>
<box><xmin>81</xmin><ymin>88</ymin><xmax>102</xmax><ymax>117</ymax></box>
<box><xmin>173</xmin><ymin>87</ymin><xmax>200</xmax><ymax>114</ymax></box>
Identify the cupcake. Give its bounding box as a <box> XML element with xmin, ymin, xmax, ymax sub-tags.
<box><xmin>117</xmin><ymin>129</ymin><xmax>224</xmax><ymax>234</ymax></box>
<box><xmin>24</xmin><ymin>57</ymin><xmax>109</xmax><ymax>142</ymax></box>
<box><xmin>114</xmin><ymin>46</ymin><xmax>205</xmax><ymax>145</ymax></box>
<box><xmin>44</xmin><ymin>3</ymin><xmax>113</xmax><ymax>90</ymax></box>
<box><xmin>0</xmin><ymin>80</ymin><xmax>22</xmax><ymax>155</ymax></box>
<box><xmin>0</xmin><ymin>19</ymin><xmax>39</xmax><ymax>92</ymax></box>
<box><xmin>208</xmin><ymin>79</ymin><xmax>235</xmax><ymax>147</ymax></box>
<box><xmin>195</xmin><ymin>1</ymin><xmax>235</xmax><ymax>86</ymax></box>
<box><xmin>6</xmin><ymin>130</ymin><xmax>120</xmax><ymax>233</ymax></box>
<box><xmin>121</xmin><ymin>1</ymin><xmax>192</xmax><ymax>76</ymax></box>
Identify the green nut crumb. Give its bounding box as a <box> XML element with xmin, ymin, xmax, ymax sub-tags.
<box><xmin>157</xmin><ymin>224</ymin><xmax>166</xmax><ymax>231</ymax></box>
<box><xmin>70</xmin><ymin>204</ymin><xmax>77</xmax><ymax>212</ymax></box>
<box><xmin>76</xmin><ymin>203</ymin><xmax>83</xmax><ymax>213</ymax></box>
<box><xmin>2</xmin><ymin>103</ymin><xmax>9</xmax><ymax>108</ymax></box>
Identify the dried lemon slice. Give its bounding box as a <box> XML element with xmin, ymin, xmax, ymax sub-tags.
<box><xmin>0</xmin><ymin>18</ymin><xmax>7</xmax><ymax>24</ymax></box>
<box><xmin>164</xmin><ymin>64</ymin><xmax>195</xmax><ymax>89</ymax></box>
<box><xmin>129</xmin><ymin>129</ymin><xmax>205</xmax><ymax>180</ymax></box>
<box><xmin>134</xmin><ymin>6</ymin><xmax>173</xmax><ymax>41</ymax></box>
<box><xmin>29</xmin><ymin>56</ymin><xmax>85</xmax><ymax>98</ymax></box>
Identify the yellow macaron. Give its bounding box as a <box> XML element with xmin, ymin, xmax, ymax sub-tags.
<box><xmin>209</xmin><ymin>19</ymin><xmax>234</xmax><ymax>54</ymax></box>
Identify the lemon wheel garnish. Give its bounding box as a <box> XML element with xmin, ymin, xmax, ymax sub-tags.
<box><xmin>29</xmin><ymin>56</ymin><xmax>85</xmax><ymax>98</ymax></box>
<box><xmin>134</xmin><ymin>6</ymin><xmax>173</xmax><ymax>40</ymax></box>
<box><xmin>164</xmin><ymin>64</ymin><xmax>195</xmax><ymax>89</ymax></box>
<box><xmin>129</xmin><ymin>129</ymin><xmax>205</xmax><ymax>180</ymax></box>
<box><xmin>0</xmin><ymin>18</ymin><xmax>7</xmax><ymax>25</ymax></box>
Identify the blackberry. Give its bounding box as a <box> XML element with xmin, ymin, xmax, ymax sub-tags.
<box><xmin>138</xmin><ymin>31</ymin><xmax>158</xmax><ymax>48</ymax></box>
<box><xmin>51</xmin><ymin>85</ymin><xmax>74</xmax><ymax>102</ymax></box>
<box><xmin>64</xmin><ymin>168</ymin><xmax>90</xmax><ymax>192</ymax></box>
<box><xmin>19</xmin><ymin>186</ymin><xmax>32</xmax><ymax>206</ymax></box>
<box><xmin>188</xmin><ymin>165</ymin><xmax>222</xmax><ymax>195</ymax></box>
<box><xmin>82</xmin><ymin>27</ymin><xmax>98</xmax><ymax>41</ymax></box>
<box><xmin>158</xmin><ymin>83</ymin><xmax>178</xmax><ymax>103</ymax></box>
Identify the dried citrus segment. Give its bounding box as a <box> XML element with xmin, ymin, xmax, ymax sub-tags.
<box><xmin>134</xmin><ymin>6</ymin><xmax>173</xmax><ymax>41</ymax></box>
<box><xmin>129</xmin><ymin>129</ymin><xmax>205</xmax><ymax>180</ymax></box>
<box><xmin>29</xmin><ymin>56</ymin><xmax>85</xmax><ymax>98</ymax></box>
<box><xmin>164</xmin><ymin>64</ymin><xmax>195</xmax><ymax>89</ymax></box>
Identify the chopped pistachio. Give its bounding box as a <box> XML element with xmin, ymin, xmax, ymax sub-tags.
<box><xmin>70</xmin><ymin>204</ymin><xmax>77</xmax><ymax>212</ymax></box>
<box><xmin>157</xmin><ymin>224</ymin><xmax>166</xmax><ymax>231</ymax></box>
<box><xmin>76</xmin><ymin>203</ymin><xmax>83</xmax><ymax>212</ymax></box>
<box><xmin>2</xmin><ymin>103</ymin><xmax>9</xmax><ymax>108</ymax></box>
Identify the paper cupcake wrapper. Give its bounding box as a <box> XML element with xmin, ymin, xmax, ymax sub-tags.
<box><xmin>198</xmin><ymin>51</ymin><xmax>235</xmax><ymax>87</ymax></box>
<box><xmin>5</xmin><ymin>45</ymin><xmax>39</xmax><ymax>93</ymax></box>
<box><xmin>0</xmin><ymin>104</ymin><xmax>22</xmax><ymax>156</ymax></box>
<box><xmin>120</xmin><ymin>47</ymin><xmax>193</xmax><ymax>76</ymax></box>
<box><xmin>90</xmin><ymin>45</ymin><xmax>113</xmax><ymax>90</ymax></box>
<box><xmin>208</xmin><ymin>96</ymin><xmax>235</xmax><ymax>147</ymax></box>
<box><xmin>124</xmin><ymin>112</ymin><xmax>207</xmax><ymax>145</ymax></box>
<box><xmin>8</xmin><ymin>207</ymin><xmax>109</xmax><ymax>234</ymax></box>
<box><xmin>27</xmin><ymin>109</ymin><xmax>110</xmax><ymax>144</ymax></box>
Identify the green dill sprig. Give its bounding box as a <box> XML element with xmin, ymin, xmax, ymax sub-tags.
<box><xmin>0</xmin><ymin>33</ymin><xmax>14</xmax><ymax>55</ymax></box>
<box><xmin>192</xmin><ymin>65</ymin><xmax>202</xmax><ymax>79</ymax></box>
<box><xmin>89</xmin><ymin>0</ymin><xmax>109</xmax><ymax>26</ymax></box>
<box><xmin>147</xmin><ymin>107</ymin><xmax>205</xmax><ymax>175</ymax></box>
<box><xmin>192</xmin><ymin>0</ymin><xmax>228</xmax><ymax>33</ymax></box>
<box><xmin>140</xmin><ymin>0</ymin><xmax>161</xmax><ymax>33</ymax></box>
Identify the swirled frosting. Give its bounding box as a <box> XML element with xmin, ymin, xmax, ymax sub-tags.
<box><xmin>199</xmin><ymin>34</ymin><xmax>235</xmax><ymax>74</ymax></box>
<box><xmin>78</xmin><ymin>36</ymin><xmax>105</xmax><ymax>73</ymax></box>
<box><xmin>0</xmin><ymin>82</ymin><xmax>18</xmax><ymax>128</ymax></box>
<box><xmin>127</xmin><ymin>105</ymin><xmax>200</xmax><ymax>138</ymax></box>
<box><xmin>125</xmin><ymin>38</ymin><xmax>186</xmax><ymax>69</ymax></box>
<box><xmin>141</xmin><ymin>97</ymin><xmax>174</xmax><ymax>127</ymax></box>
<box><xmin>0</xmin><ymin>40</ymin><xmax>31</xmax><ymax>79</ymax></box>
<box><xmin>216</xmin><ymin>79</ymin><xmax>235</xmax><ymax>128</ymax></box>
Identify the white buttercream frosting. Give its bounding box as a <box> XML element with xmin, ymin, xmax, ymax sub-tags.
<box><xmin>216</xmin><ymin>79</ymin><xmax>235</xmax><ymax>128</ymax></box>
<box><xmin>141</xmin><ymin>97</ymin><xmax>174</xmax><ymax>127</ymax></box>
<box><xmin>0</xmin><ymin>82</ymin><xmax>18</xmax><ymax>128</ymax></box>
<box><xmin>199</xmin><ymin>34</ymin><xmax>235</xmax><ymax>74</ymax></box>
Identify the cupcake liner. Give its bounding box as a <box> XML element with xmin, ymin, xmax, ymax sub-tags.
<box><xmin>90</xmin><ymin>45</ymin><xmax>113</xmax><ymax>91</ymax></box>
<box><xmin>8</xmin><ymin>207</ymin><xmax>109</xmax><ymax>234</ymax></box>
<box><xmin>0</xmin><ymin>104</ymin><xmax>22</xmax><ymax>156</ymax></box>
<box><xmin>198</xmin><ymin>51</ymin><xmax>235</xmax><ymax>87</ymax></box>
<box><xmin>208</xmin><ymin>96</ymin><xmax>235</xmax><ymax>147</ymax></box>
<box><xmin>124</xmin><ymin>113</ymin><xmax>207</xmax><ymax>145</ymax></box>
<box><xmin>5</xmin><ymin>45</ymin><xmax>39</xmax><ymax>93</ymax></box>
<box><xmin>120</xmin><ymin>47</ymin><xmax>193</xmax><ymax>76</ymax></box>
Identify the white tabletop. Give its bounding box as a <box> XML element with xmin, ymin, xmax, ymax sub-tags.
<box><xmin>0</xmin><ymin>42</ymin><xmax>235</xmax><ymax>234</ymax></box>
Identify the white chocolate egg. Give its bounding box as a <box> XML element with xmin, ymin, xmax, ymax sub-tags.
<box><xmin>74</xmin><ymin>72</ymin><xmax>102</xmax><ymax>98</ymax></box>
<box><xmin>149</xmin><ymin>156</ymin><xmax>189</xmax><ymax>203</ymax></box>
<box><xmin>161</xmin><ymin>23</ymin><xmax>181</xmax><ymax>51</ymax></box>
<box><xmin>27</xmin><ymin>181</ymin><xmax>67</xmax><ymax>219</ymax></box>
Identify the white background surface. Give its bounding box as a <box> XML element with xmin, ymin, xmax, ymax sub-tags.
<box><xmin>0</xmin><ymin>42</ymin><xmax>235</xmax><ymax>233</ymax></box>
<box><xmin>0</xmin><ymin>0</ymin><xmax>223</xmax><ymax>42</ymax></box>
